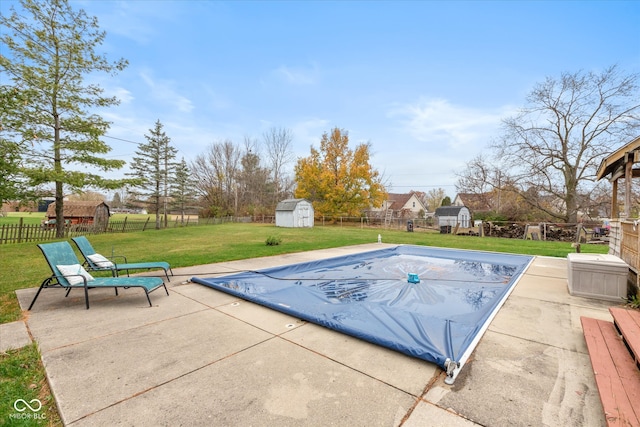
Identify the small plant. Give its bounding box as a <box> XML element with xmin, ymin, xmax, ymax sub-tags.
<box><xmin>626</xmin><ymin>294</ymin><xmax>640</xmax><ymax>309</ymax></box>
<box><xmin>265</xmin><ymin>236</ymin><xmax>282</xmax><ymax>246</ymax></box>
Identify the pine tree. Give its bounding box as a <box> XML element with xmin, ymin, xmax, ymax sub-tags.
<box><xmin>0</xmin><ymin>0</ymin><xmax>129</xmax><ymax>236</ymax></box>
<box><xmin>171</xmin><ymin>158</ymin><xmax>198</xmax><ymax>224</ymax></box>
<box><xmin>128</xmin><ymin>120</ymin><xmax>177</xmax><ymax>229</ymax></box>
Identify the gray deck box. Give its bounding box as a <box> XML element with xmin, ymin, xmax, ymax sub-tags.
<box><xmin>567</xmin><ymin>253</ymin><xmax>629</xmax><ymax>302</ymax></box>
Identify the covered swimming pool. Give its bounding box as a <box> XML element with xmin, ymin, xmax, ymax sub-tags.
<box><xmin>191</xmin><ymin>245</ymin><xmax>533</xmax><ymax>383</ymax></box>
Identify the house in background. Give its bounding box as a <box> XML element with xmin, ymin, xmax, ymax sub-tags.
<box><xmin>275</xmin><ymin>199</ymin><xmax>314</xmax><ymax>228</ymax></box>
<box><xmin>434</xmin><ymin>205</ymin><xmax>471</xmax><ymax>232</ymax></box>
<box><xmin>372</xmin><ymin>192</ymin><xmax>427</xmax><ymax>219</ymax></box>
<box><xmin>45</xmin><ymin>201</ymin><xmax>110</xmax><ymax>230</ymax></box>
<box><xmin>453</xmin><ymin>193</ymin><xmax>492</xmax><ymax>215</ymax></box>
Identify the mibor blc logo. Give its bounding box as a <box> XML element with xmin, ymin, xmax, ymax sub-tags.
<box><xmin>10</xmin><ymin>398</ymin><xmax>46</xmax><ymax>421</ymax></box>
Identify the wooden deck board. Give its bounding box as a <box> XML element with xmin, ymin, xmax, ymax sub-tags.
<box><xmin>599</xmin><ymin>318</ymin><xmax>640</xmax><ymax>421</ymax></box>
<box><xmin>611</xmin><ymin>307</ymin><xmax>640</xmax><ymax>363</ymax></box>
<box><xmin>581</xmin><ymin>316</ymin><xmax>640</xmax><ymax>426</ymax></box>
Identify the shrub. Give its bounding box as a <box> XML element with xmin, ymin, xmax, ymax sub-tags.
<box><xmin>265</xmin><ymin>235</ymin><xmax>282</xmax><ymax>246</ymax></box>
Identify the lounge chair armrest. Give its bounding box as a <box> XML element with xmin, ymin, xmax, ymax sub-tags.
<box><xmin>52</xmin><ymin>273</ymin><xmax>90</xmax><ymax>287</ymax></box>
<box><xmin>109</xmin><ymin>255</ymin><xmax>128</xmax><ymax>263</ymax></box>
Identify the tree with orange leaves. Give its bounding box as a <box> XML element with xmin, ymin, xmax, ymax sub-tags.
<box><xmin>294</xmin><ymin>127</ymin><xmax>386</xmax><ymax>218</ymax></box>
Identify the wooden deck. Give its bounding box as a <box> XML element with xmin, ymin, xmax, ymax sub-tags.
<box><xmin>581</xmin><ymin>307</ymin><xmax>640</xmax><ymax>426</ymax></box>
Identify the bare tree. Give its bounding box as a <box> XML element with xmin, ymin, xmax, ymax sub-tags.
<box><xmin>456</xmin><ymin>155</ymin><xmax>501</xmax><ymax>195</ymax></box>
<box><xmin>263</xmin><ymin>127</ymin><xmax>294</xmax><ymax>205</ymax></box>
<box><xmin>191</xmin><ymin>140</ymin><xmax>241</xmax><ymax>217</ymax></box>
<box><xmin>422</xmin><ymin>188</ymin><xmax>448</xmax><ymax>212</ymax></box>
<box><xmin>494</xmin><ymin>65</ymin><xmax>640</xmax><ymax>223</ymax></box>
<box><xmin>67</xmin><ymin>191</ymin><xmax>105</xmax><ymax>201</ymax></box>
<box><xmin>238</xmin><ymin>137</ymin><xmax>272</xmax><ymax>215</ymax></box>
<box><xmin>455</xmin><ymin>154</ymin><xmax>507</xmax><ymax>214</ymax></box>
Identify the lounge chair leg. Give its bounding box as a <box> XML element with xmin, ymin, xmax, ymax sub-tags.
<box><xmin>28</xmin><ymin>285</ymin><xmax>45</xmax><ymax>311</ymax></box>
<box><xmin>84</xmin><ymin>285</ymin><xmax>90</xmax><ymax>309</ymax></box>
<box><xmin>145</xmin><ymin>291</ymin><xmax>152</xmax><ymax>307</ymax></box>
<box><xmin>163</xmin><ymin>283</ymin><xmax>169</xmax><ymax>296</ymax></box>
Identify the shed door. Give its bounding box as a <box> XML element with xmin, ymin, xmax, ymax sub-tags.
<box><xmin>299</xmin><ymin>206</ymin><xmax>309</xmax><ymax>227</ymax></box>
<box><xmin>459</xmin><ymin>213</ymin><xmax>469</xmax><ymax>228</ymax></box>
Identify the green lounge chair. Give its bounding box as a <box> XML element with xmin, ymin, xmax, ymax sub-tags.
<box><xmin>71</xmin><ymin>236</ymin><xmax>173</xmax><ymax>281</ymax></box>
<box><xmin>30</xmin><ymin>241</ymin><xmax>169</xmax><ymax>310</ymax></box>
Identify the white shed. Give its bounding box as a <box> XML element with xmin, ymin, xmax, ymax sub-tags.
<box><xmin>275</xmin><ymin>199</ymin><xmax>314</xmax><ymax>228</ymax></box>
<box><xmin>434</xmin><ymin>206</ymin><xmax>471</xmax><ymax>231</ymax></box>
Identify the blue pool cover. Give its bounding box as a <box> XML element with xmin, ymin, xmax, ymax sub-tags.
<box><xmin>191</xmin><ymin>245</ymin><xmax>532</xmax><ymax>381</ymax></box>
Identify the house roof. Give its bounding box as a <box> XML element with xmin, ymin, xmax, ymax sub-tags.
<box><xmin>275</xmin><ymin>199</ymin><xmax>310</xmax><ymax>212</ymax></box>
<box><xmin>596</xmin><ymin>135</ymin><xmax>640</xmax><ymax>181</ymax></box>
<box><xmin>46</xmin><ymin>201</ymin><xmax>109</xmax><ymax>218</ymax></box>
<box><xmin>386</xmin><ymin>192</ymin><xmax>425</xmax><ymax>211</ymax></box>
<box><xmin>454</xmin><ymin>193</ymin><xmax>491</xmax><ymax>212</ymax></box>
<box><xmin>434</xmin><ymin>206</ymin><xmax>466</xmax><ymax>217</ymax></box>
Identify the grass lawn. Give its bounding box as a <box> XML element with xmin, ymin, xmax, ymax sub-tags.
<box><xmin>0</xmin><ymin>211</ymin><xmax>47</xmax><ymax>225</ymax></box>
<box><xmin>0</xmin><ymin>222</ymin><xmax>608</xmax><ymax>426</ymax></box>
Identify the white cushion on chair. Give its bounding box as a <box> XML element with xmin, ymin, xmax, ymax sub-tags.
<box><xmin>57</xmin><ymin>264</ymin><xmax>95</xmax><ymax>286</ymax></box>
<box><xmin>87</xmin><ymin>253</ymin><xmax>115</xmax><ymax>268</ymax></box>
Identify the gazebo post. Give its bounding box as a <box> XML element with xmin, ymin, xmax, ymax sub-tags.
<box><xmin>611</xmin><ymin>179</ymin><xmax>618</xmax><ymax>219</ymax></box>
<box><xmin>625</xmin><ymin>154</ymin><xmax>633</xmax><ymax>218</ymax></box>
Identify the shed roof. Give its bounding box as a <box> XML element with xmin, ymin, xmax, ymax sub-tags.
<box><xmin>275</xmin><ymin>198</ymin><xmax>310</xmax><ymax>212</ymax></box>
<box><xmin>46</xmin><ymin>201</ymin><xmax>109</xmax><ymax>218</ymax></box>
<box><xmin>434</xmin><ymin>206</ymin><xmax>465</xmax><ymax>217</ymax></box>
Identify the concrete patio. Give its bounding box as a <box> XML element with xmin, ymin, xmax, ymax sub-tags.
<box><xmin>6</xmin><ymin>243</ymin><xmax>617</xmax><ymax>426</ymax></box>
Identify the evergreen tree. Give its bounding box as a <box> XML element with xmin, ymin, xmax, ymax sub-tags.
<box><xmin>0</xmin><ymin>0</ymin><xmax>129</xmax><ymax>237</ymax></box>
<box><xmin>171</xmin><ymin>158</ymin><xmax>198</xmax><ymax>224</ymax></box>
<box><xmin>128</xmin><ymin>120</ymin><xmax>177</xmax><ymax>229</ymax></box>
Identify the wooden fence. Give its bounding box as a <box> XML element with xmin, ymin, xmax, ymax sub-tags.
<box><xmin>0</xmin><ymin>213</ymin><xmax>608</xmax><ymax>245</ymax></box>
<box><xmin>620</xmin><ymin>220</ymin><xmax>638</xmax><ymax>274</ymax></box>
<box><xmin>0</xmin><ymin>215</ymin><xmax>234</xmax><ymax>244</ymax></box>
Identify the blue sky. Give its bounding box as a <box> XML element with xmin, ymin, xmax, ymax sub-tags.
<box><xmin>3</xmin><ymin>1</ymin><xmax>640</xmax><ymax>197</ymax></box>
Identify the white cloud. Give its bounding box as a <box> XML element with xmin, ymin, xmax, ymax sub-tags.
<box><xmin>274</xmin><ymin>63</ymin><xmax>320</xmax><ymax>86</ymax></box>
<box><xmin>388</xmin><ymin>98</ymin><xmax>513</xmax><ymax>151</ymax></box>
<box><xmin>80</xmin><ymin>1</ymin><xmax>182</xmax><ymax>45</ymax></box>
<box><xmin>290</xmin><ymin>118</ymin><xmax>331</xmax><ymax>154</ymax></box>
<box><xmin>139</xmin><ymin>70</ymin><xmax>194</xmax><ymax>113</ymax></box>
<box><xmin>111</xmin><ymin>87</ymin><xmax>134</xmax><ymax>104</ymax></box>
<box><xmin>200</xmin><ymin>85</ymin><xmax>231</xmax><ymax>111</ymax></box>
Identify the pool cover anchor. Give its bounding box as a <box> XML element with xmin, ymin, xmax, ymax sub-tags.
<box><xmin>444</xmin><ymin>358</ymin><xmax>461</xmax><ymax>384</ymax></box>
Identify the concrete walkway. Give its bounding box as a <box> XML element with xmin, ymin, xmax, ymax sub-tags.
<box><xmin>12</xmin><ymin>243</ymin><xmax>615</xmax><ymax>426</ymax></box>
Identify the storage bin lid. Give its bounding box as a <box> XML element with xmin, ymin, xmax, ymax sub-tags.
<box><xmin>567</xmin><ymin>253</ymin><xmax>628</xmax><ymax>268</ymax></box>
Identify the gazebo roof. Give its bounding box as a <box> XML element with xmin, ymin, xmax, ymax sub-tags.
<box><xmin>597</xmin><ymin>135</ymin><xmax>640</xmax><ymax>181</ymax></box>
